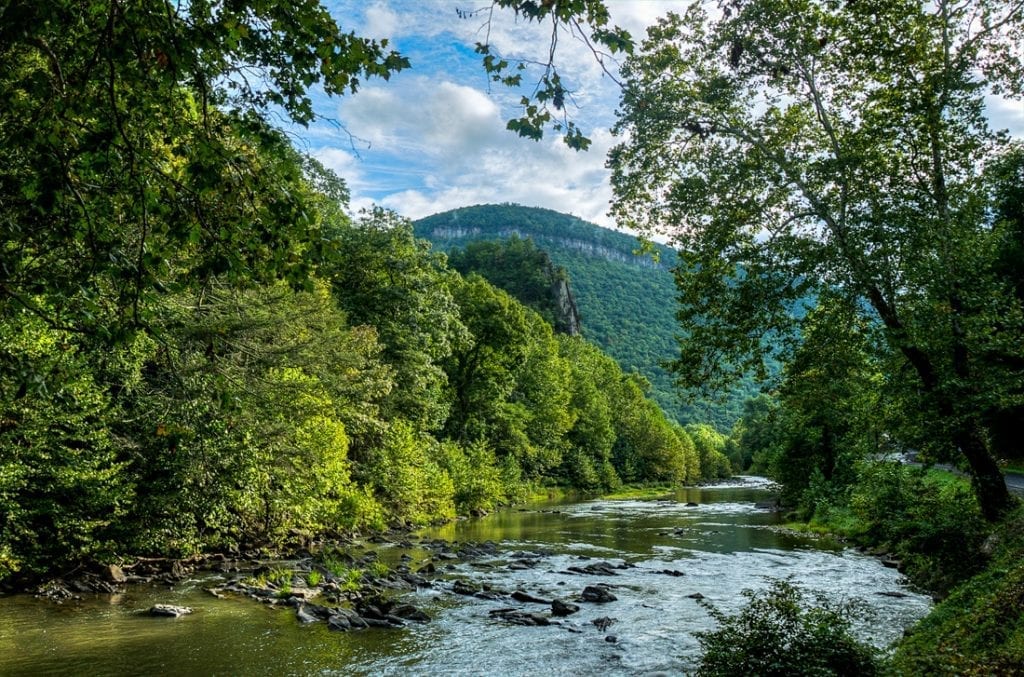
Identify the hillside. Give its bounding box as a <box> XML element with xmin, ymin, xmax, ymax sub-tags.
<box><xmin>414</xmin><ymin>203</ymin><xmax>759</xmax><ymax>430</ymax></box>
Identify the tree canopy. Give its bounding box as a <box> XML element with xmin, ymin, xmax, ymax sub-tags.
<box><xmin>608</xmin><ymin>0</ymin><xmax>1024</xmax><ymax>520</ymax></box>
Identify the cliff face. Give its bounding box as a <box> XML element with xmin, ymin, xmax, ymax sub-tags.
<box><xmin>551</xmin><ymin>276</ymin><xmax>581</xmax><ymax>336</ymax></box>
<box><xmin>427</xmin><ymin>226</ymin><xmax>668</xmax><ymax>270</ymax></box>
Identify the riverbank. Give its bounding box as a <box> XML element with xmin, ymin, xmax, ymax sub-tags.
<box><xmin>0</xmin><ymin>478</ymin><xmax>930</xmax><ymax>675</ymax></box>
<box><xmin>775</xmin><ymin>462</ymin><xmax>1024</xmax><ymax>673</ymax></box>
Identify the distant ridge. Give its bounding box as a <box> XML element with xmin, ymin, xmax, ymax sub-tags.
<box><xmin>415</xmin><ymin>203</ymin><xmax>755</xmax><ymax>431</ymax></box>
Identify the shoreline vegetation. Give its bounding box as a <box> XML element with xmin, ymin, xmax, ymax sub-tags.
<box><xmin>758</xmin><ymin>459</ymin><xmax>1024</xmax><ymax>672</ymax></box>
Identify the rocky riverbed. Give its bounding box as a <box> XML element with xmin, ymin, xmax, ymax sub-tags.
<box><xmin>1</xmin><ymin>478</ymin><xmax>934</xmax><ymax>676</ymax></box>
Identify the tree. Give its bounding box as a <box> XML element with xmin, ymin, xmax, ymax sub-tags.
<box><xmin>326</xmin><ymin>209</ymin><xmax>466</xmax><ymax>433</ymax></box>
<box><xmin>0</xmin><ymin>0</ymin><xmax>407</xmax><ymax>347</ymax></box>
<box><xmin>609</xmin><ymin>0</ymin><xmax>1024</xmax><ymax>519</ymax></box>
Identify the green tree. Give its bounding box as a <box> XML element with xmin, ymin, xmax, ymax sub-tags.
<box><xmin>0</xmin><ymin>1</ymin><xmax>408</xmax><ymax>346</ymax></box>
<box><xmin>0</xmin><ymin>314</ymin><xmax>136</xmax><ymax>578</ymax></box>
<box><xmin>558</xmin><ymin>337</ymin><xmax>620</xmax><ymax>491</ymax></box>
<box><xmin>686</xmin><ymin>423</ymin><xmax>732</xmax><ymax>481</ymax></box>
<box><xmin>123</xmin><ymin>281</ymin><xmax>391</xmax><ymax>551</ymax></box>
<box><xmin>326</xmin><ymin>209</ymin><xmax>466</xmax><ymax>433</ymax></box>
<box><xmin>768</xmin><ymin>294</ymin><xmax>885</xmax><ymax>512</ymax></box>
<box><xmin>610</xmin><ymin>0</ymin><xmax>1023</xmax><ymax>519</ymax></box>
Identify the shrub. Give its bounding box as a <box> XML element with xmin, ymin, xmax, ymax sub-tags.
<box><xmin>694</xmin><ymin>579</ymin><xmax>881</xmax><ymax>676</ymax></box>
<box><xmin>850</xmin><ymin>463</ymin><xmax>988</xmax><ymax>591</ymax></box>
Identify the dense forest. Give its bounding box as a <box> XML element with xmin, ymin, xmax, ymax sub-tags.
<box><xmin>0</xmin><ymin>2</ymin><xmax>742</xmax><ymax>584</ymax></box>
<box><xmin>415</xmin><ymin>203</ymin><xmax>766</xmax><ymax>430</ymax></box>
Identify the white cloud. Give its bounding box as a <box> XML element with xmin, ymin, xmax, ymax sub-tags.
<box><xmin>336</xmin><ymin>76</ymin><xmax>507</xmax><ymax>162</ymax></box>
<box><xmin>986</xmin><ymin>94</ymin><xmax>1024</xmax><ymax>138</ymax></box>
<box><xmin>371</xmin><ymin>127</ymin><xmax>619</xmax><ymax>228</ymax></box>
<box><xmin>360</xmin><ymin>1</ymin><xmax>401</xmax><ymax>40</ymax></box>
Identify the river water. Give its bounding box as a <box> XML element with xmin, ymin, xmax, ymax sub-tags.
<box><xmin>0</xmin><ymin>477</ymin><xmax>931</xmax><ymax>675</ymax></box>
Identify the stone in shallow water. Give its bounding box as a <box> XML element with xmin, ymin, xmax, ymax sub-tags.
<box><xmin>551</xmin><ymin>599</ymin><xmax>580</xmax><ymax>616</ymax></box>
<box><xmin>511</xmin><ymin>590</ymin><xmax>552</xmax><ymax>605</ymax></box>
<box><xmin>149</xmin><ymin>604</ymin><xmax>193</xmax><ymax>617</ymax></box>
<box><xmin>580</xmin><ymin>586</ymin><xmax>617</xmax><ymax>603</ymax></box>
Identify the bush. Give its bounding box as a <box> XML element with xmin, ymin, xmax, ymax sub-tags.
<box><xmin>694</xmin><ymin>579</ymin><xmax>881</xmax><ymax>676</ymax></box>
<box><xmin>850</xmin><ymin>463</ymin><xmax>988</xmax><ymax>592</ymax></box>
<box><xmin>893</xmin><ymin>506</ymin><xmax>1024</xmax><ymax>675</ymax></box>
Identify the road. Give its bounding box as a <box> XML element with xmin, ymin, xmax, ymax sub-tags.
<box><xmin>1005</xmin><ymin>470</ymin><xmax>1024</xmax><ymax>496</ymax></box>
<box><xmin>896</xmin><ymin>451</ymin><xmax>1024</xmax><ymax>496</ymax></box>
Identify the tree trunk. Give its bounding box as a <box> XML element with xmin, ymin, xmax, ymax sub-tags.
<box><xmin>955</xmin><ymin>423</ymin><xmax>1015</xmax><ymax>521</ymax></box>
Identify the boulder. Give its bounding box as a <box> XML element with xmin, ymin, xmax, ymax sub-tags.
<box><xmin>489</xmin><ymin>608</ymin><xmax>552</xmax><ymax>626</ymax></box>
<box><xmin>592</xmin><ymin>616</ymin><xmax>617</xmax><ymax>631</ymax></box>
<box><xmin>149</xmin><ymin>604</ymin><xmax>193</xmax><ymax>617</ymax></box>
<box><xmin>452</xmin><ymin>580</ymin><xmax>480</xmax><ymax>596</ymax></box>
<box><xmin>551</xmin><ymin>599</ymin><xmax>580</xmax><ymax>617</ymax></box>
<box><xmin>296</xmin><ymin>605</ymin><xmax>320</xmax><ymax>624</ymax></box>
<box><xmin>580</xmin><ymin>586</ymin><xmax>617</xmax><ymax>603</ymax></box>
<box><xmin>327</xmin><ymin>608</ymin><xmax>368</xmax><ymax>631</ymax></box>
<box><xmin>512</xmin><ymin>590</ymin><xmax>552</xmax><ymax>605</ymax></box>
<box><xmin>389</xmin><ymin>603</ymin><xmax>431</xmax><ymax>623</ymax></box>
<box><xmin>105</xmin><ymin>565</ymin><xmax>127</xmax><ymax>583</ymax></box>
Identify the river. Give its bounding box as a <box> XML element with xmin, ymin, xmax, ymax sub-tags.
<box><xmin>0</xmin><ymin>477</ymin><xmax>931</xmax><ymax>675</ymax></box>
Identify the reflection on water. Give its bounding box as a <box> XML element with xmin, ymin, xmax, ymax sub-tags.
<box><xmin>0</xmin><ymin>477</ymin><xmax>931</xmax><ymax>676</ymax></box>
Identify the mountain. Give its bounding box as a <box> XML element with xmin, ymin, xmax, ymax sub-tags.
<box><xmin>414</xmin><ymin>203</ymin><xmax>759</xmax><ymax>431</ymax></box>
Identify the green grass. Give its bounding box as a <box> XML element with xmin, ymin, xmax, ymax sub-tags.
<box><xmin>602</xmin><ymin>483</ymin><xmax>676</xmax><ymax>500</ymax></box>
<box><xmin>893</xmin><ymin>505</ymin><xmax>1024</xmax><ymax>675</ymax></box>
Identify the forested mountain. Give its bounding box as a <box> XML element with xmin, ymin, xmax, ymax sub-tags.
<box><xmin>447</xmin><ymin>237</ymin><xmax>581</xmax><ymax>336</ymax></box>
<box><xmin>415</xmin><ymin>203</ymin><xmax>760</xmax><ymax>430</ymax></box>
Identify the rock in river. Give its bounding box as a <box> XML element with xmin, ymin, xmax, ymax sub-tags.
<box><xmin>149</xmin><ymin>604</ymin><xmax>193</xmax><ymax>617</ymax></box>
<box><xmin>580</xmin><ymin>586</ymin><xmax>617</xmax><ymax>603</ymax></box>
<box><xmin>551</xmin><ymin>599</ymin><xmax>580</xmax><ymax>616</ymax></box>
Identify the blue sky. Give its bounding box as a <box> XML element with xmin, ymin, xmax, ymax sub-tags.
<box><xmin>295</xmin><ymin>2</ymin><xmax>1024</xmax><ymax>230</ymax></box>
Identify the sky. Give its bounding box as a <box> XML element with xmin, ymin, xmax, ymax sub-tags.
<box><xmin>295</xmin><ymin>1</ymin><xmax>1024</xmax><ymax>231</ymax></box>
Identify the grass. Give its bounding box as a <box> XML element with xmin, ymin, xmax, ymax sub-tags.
<box><xmin>601</xmin><ymin>483</ymin><xmax>676</xmax><ymax>500</ymax></box>
<box><xmin>892</xmin><ymin>505</ymin><xmax>1024</xmax><ymax>675</ymax></box>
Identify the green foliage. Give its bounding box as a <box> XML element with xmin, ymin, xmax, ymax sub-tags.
<box><xmin>415</xmin><ymin>203</ymin><xmax>764</xmax><ymax>431</ymax></box>
<box><xmin>359</xmin><ymin>421</ymin><xmax>455</xmax><ymax>527</ymax></box>
<box><xmin>893</xmin><ymin>506</ymin><xmax>1024</xmax><ymax>675</ymax></box>
<box><xmin>433</xmin><ymin>440</ymin><xmax>508</xmax><ymax>514</ymax></box>
<box><xmin>686</xmin><ymin>424</ymin><xmax>732</xmax><ymax>481</ymax></box>
<box><xmin>610</xmin><ymin>0</ymin><xmax>1022</xmax><ymax>519</ymax></box>
<box><xmin>0</xmin><ymin>2</ymin><xmax>730</xmax><ymax>582</ymax></box>
<box><xmin>326</xmin><ymin>209</ymin><xmax>465</xmax><ymax>432</ymax></box>
<box><xmin>0</xmin><ymin>1</ymin><xmax>407</xmax><ymax>348</ymax></box>
<box><xmin>121</xmin><ymin>281</ymin><xmax>390</xmax><ymax>553</ymax></box>
<box><xmin>0</xmin><ymin>314</ymin><xmax>134</xmax><ymax>578</ymax></box>
<box><xmin>751</xmin><ymin>295</ymin><xmax>886</xmax><ymax>514</ymax></box>
<box><xmin>448</xmin><ymin>236</ymin><xmax>576</xmax><ymax>333</ymax></box>
<box><xmin>695</xmin><ymin>579</ymin><xmax>881</xmax><ymax>677</ymax></box>
<box><xmin>849</xmin><ymin>464</ymin><xmax>988</xmax><ymax>592</ymax></box>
